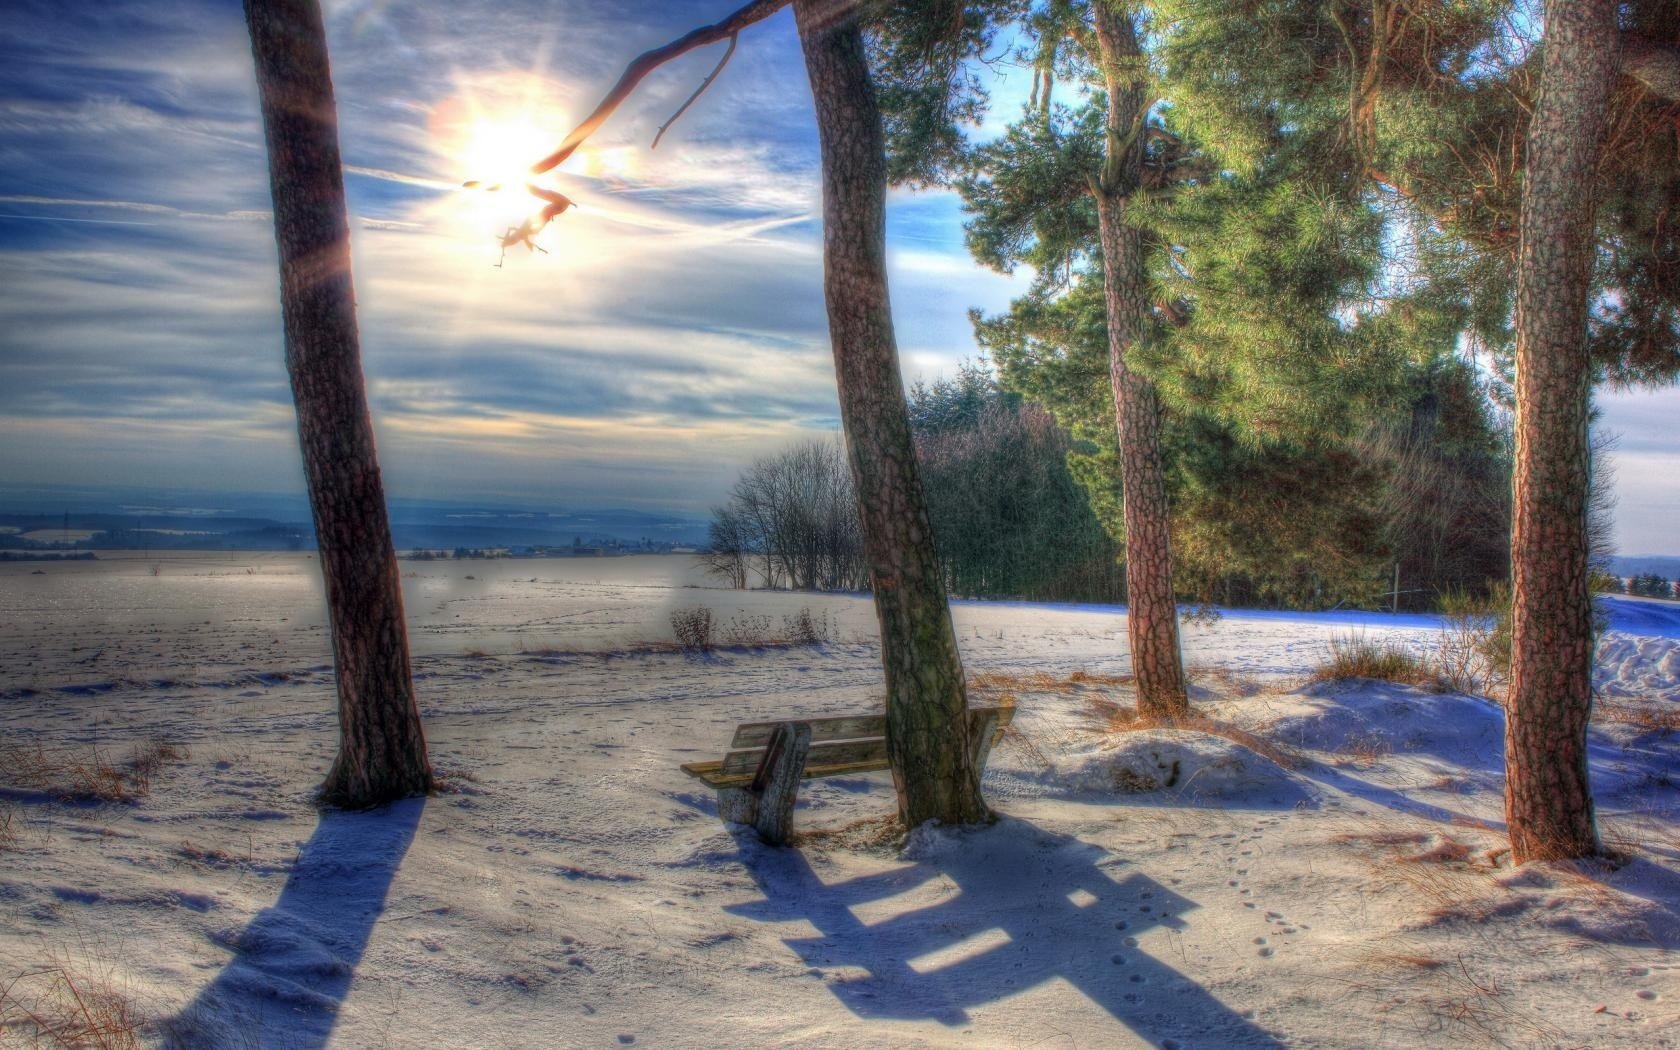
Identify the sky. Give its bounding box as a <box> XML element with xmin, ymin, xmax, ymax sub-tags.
<box><xmin>0</xmin><ymin>0</ymin><xmax>1675</xmax><ymax>554</ymax></box>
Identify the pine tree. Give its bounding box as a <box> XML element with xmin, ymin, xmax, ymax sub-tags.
<box><xmin>244</xmin><ymin>0</ymin><xmax>432</xmax><ymax>806</ymax></box>
<box><xmin>1155</xmin><ymin>0</ymin><xmax>1680</xmax><ymax>862</ymax></box>
<box><xmin>795</xmin><ymin>0</ymin><xmax>990</xmax><ymax>827</ymax></box>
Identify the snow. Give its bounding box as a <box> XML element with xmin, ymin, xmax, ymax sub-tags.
<box><xmin>2</xmin><ymin>552</ymin><xmax>1678</xmax><ymax>1047</ymax></box>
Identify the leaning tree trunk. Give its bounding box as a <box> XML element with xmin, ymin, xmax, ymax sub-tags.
<box><xmin>1504</xmin><ymin>0</ymin><xmax>1619</xmax><ymax>864</ymax></box>
<box><xmin>1091</xmin><ymin>1</ymin><xmax>1189</xmax><ymax>720</ymax></box>
<box><xmin>794</xmin><ymin>0</ymin><xmax>989</xmax><ymax>828</ymax></box>
<box><xmin>245</xmin><ymin>0</ymin><xmax>432</xmax><ymax>807</ymax></box>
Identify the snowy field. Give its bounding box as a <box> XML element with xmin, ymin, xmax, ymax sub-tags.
<box><xmin>2</xmin><ymin>552</ymin><xmax>1678</xmax><ymax>1048</ymax></box>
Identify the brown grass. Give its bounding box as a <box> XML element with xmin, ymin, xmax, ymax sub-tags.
<box><xmin>0</xmin><ymin>740</ymin><xmax>186</xmax><ymax>804</ymax></box>
<box><xmin>793</xmin><ymin>814</ymin><xmax>904</xmax><ymax>855</ymax></box>
<box><xmin>1332</xmin><ymin>731</ymin><xmax>1392</xmax><ymax>768</ymax></box>
<box><xmin>1186</xmin><ymin>663</ymin><xmax>1269</xmax><ymax>698</ymax></box>
<box><xmin>1075</xmin><ymin>692</ymin><xmax>1309</xmax><ymax>771</ymax></box>
<box><xmin>0</xmin><ymin>957</ymin><xmax>143</xmax><ymax>1049</ymax></box>
<box><xmin>0</xmin><ymin>801</ymin><xmax>16</xmax><ymax>853</ymax></box>
<box><xmin>997</xmin><ymin>726</ymin><xmax>1056</xmax><ymax>772</ymax></box>
<box><xmin>1372</xmin><ymin>953</ymin><xmax>1567</xmax><ymax>1046</ymax></box>
<box><xmin>1308</xmin><ymin>634</ymin><xmax>1445</xmax><ymax>690</ymax></box>
<box><xmin>1594</xmin><ymin>700</ymin><xmax>1680</xmax><ymax>734</ymax></box>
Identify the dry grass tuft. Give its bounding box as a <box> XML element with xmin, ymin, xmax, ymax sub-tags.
<box><xmin>1332</xmin><ymin>731</ymin><xmax>1392</xmax><ymax>768</ymax></box>
<box><xmin>794</xmin><ymin>814</ymin><xmax>904</xmax><ymax>855</ymax></box>
<box><xmin>0</xmin><ymin>956</ymin><xmax>144</xmax><ymax>1049</ymax></box>
<box><xmin>1076</xmin><ymin>694</ymin><xmax>1309</xmax><ymax>771</ymax></box>
<box><xmin>176</xmin><ymin>839</ymin><xmax>245</xmax><ymax>869</ymax></box>
<box><xmin>997</xmin><ymin>726</ymin><xmax>1056</xmax><ymax>772</ymax></box>
<box><xmin>1400</xmin><ymin>836</ymin><xmax>1475</xmax><ymax>866</ymax></box>
<box><xmin>1369</xmin><ymin>952</ymin><xmax>1449</xmax><ymax>971</ymax></box>
<box><xmin>0</xmin><ymin>740</ymin><xmax>186</xmax><ymax>805</ymax></box>
<box><xmin>1371</xmin><ymin>953</ymin><xmax>1567</xmax><ymax>1046</ymax></box>
<box><xmin>1081</xmin><ymin>693</ymin><xmax>1144</xmax><ymax>734</ymax></box>
<box><xmin>1309</xmin><ymin>634</ymin><xmax>1444</xmax><ymax>690</ymax></box>
<box><xmin>1186</xmin><ymin>663</ymin><xmax>1267</xmax><ymax>698</ymax></box>
<box><xmin>1594</xmin><ymin>700</ymin><xmax>1680</xmax><ymax>735</ymax></box>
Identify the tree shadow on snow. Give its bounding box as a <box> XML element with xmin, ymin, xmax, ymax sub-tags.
<box><xmin>726</xmin><ymin>816</ymin><xmax>1285</xmax><ymax>1047</ymax></box>
<box><xmin>164</xmin><ymin>797</ymin><xmax>424</xmax><ymax>1049</ymax></box>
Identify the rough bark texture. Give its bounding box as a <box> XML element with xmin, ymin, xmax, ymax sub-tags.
<box><xmin>1504</xmin><ymin>0</ymin><xmax>1619</xmax><ymax>864</ymax></box>
<box><xmin>1091</xmin><ymin>2</ymin><xmax>1189</xmax><ymax>720</ymax></box>
<box><xmin>794</xmin><ymin>0</ymin><xmax>989</xmax><ymax>829</ymax></box>
<box><xmin>245</xmin><ymin>0</ymin><xmax>432</xmax><ymax>807</ymax></box>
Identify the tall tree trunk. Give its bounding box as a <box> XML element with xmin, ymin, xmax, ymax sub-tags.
<box><xmin>1504</xmin><ymin>0</ymin><xmax>1619</xmax><ymax>864</ymax></box>
<box><xmin>1091</xmin><ymin>1</ymin><xmax>1189</xmax><ymax>720</ymax></box>
<box><xmin>794</xmin><ymin>0</ymin><xmax>989</xmax><ymax>828</ymax></box>
<box><xmin>245</xmin><ymin>0</ymin><xmax>432</xmax><ymax>807</ymax></box>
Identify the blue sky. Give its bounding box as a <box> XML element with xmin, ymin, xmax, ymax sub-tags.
<box><xmin>0</xmin><ymin>0</ymin><xmax>1675</xmax><ymax>554</ymax></box>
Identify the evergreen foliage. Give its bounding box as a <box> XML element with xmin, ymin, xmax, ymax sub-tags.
<box><xmin>909</xmin><ymin>364</ymin><xmax>1127</xmax><ymax>602</ymax></box>
<box><xmin>1154</xmin><ymin>0</ymin><xmax>1680</xmax><ymax>388</ymax></box>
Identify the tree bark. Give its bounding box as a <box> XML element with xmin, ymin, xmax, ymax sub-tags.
<box><xmin>794</xmin><ymin>0</ymin><xmax>989</xmax><ymax>828</ymax></box>
<box><xmin>1504</xmin><ymin>0</ymin><xmax>1619</xmax><ymax>864</ymax></box>
<box><xmin>1091</xmin><ymin>1</ymin><xmax>1190</xmax><ymax>720</ymax></box>
<box><xmin>245</xmin><ymin>0</ymin><xmax>432</xmax><ymax>807</ymax></box>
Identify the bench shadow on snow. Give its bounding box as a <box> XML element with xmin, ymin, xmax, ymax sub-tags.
<box><xmin>165</xmin><ymin>797</ymin><xmax>424</xmax><ymax>1049</ymax></box>
<box><xmin>726</xmin><ymin>817</ymin><xmax>1285</xmax><ymax>1047</ymax></box>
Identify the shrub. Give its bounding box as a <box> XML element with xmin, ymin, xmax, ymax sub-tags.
<box><xmin>1181</xmin><ymin>603</ymin><xmax>1222</xmax><ymax>627</ymax></box>
<box><xmin>1434</xmin><ymin>584</ymin><xmax>1511</xmax><ymax>696</ymax></box>
<box><xmin>781</xmin><ymin>607</ymin><xmax>834</xmax><ymax>646</ymax></box>
<box><xmin>721</xmin><ymin>614</ymin><xmax>773</xmax><ymax>646</ymax></box>
<box><xmin>670</xmin><ymin>607</ymin><xmax>716</xmax><ymax>653</ymax></box>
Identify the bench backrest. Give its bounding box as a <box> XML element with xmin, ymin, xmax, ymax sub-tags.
<box><xmin>717</xmin><ymin>705</ymin><xmax>1015</xmax><ymax>777</ymax></box>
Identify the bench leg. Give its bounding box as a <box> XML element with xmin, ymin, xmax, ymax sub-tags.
<box><xmin>752</xmin><ymin>721</ymin><xmax>811</xmax><ymax>847</ymax></box>
<box><xmin>970</xmin><ymin>708</ymin><xmax>1002</xmax><ymax>773</ymax></box>
<box><xmin>716</xmin><ymin>786</ymin><xmax>759</xmax><ymax>826</ymax></box>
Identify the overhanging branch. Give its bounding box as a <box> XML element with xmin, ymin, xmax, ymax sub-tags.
<box><xmin>531</xmin><ymin>0</ymin><xmax>788</xmax><ymax>176</ymax></box>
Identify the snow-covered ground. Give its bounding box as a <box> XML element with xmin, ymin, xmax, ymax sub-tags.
<box><xmin>2</xmin><ymin>553</ymin><xmax>1678</xmax><ymax>1048</ymax></box>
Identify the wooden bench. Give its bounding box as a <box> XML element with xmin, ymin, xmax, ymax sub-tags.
<box><xmin>680</xmin><ymin>706</ymin><xmax>1016</xmax><ymax>845</ymax></box>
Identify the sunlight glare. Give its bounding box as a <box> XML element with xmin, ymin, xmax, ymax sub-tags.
<box><xmin>428</xmin><ymin>78</ymin><xmax>578</xmax><ymax>253</ymax></box>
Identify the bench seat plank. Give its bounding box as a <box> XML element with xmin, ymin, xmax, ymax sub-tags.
<box><xmin>681</xmin><ymin>756</ymin><xmax>893</xmax><ymax>790</ymax></box>
<box><xmin>729</xmin><ymin>705</ymin><xmax>1014</xmax><ymax>751</ymax></box>
<box><xmin>721</xmin><ymin>737</ymin><xmax>888</xmax><ymax>775</ymax></box>
<box><xmin>731</xmin><ymin>714</ymin><xmax>886</xmax><ymax>749</ymax></box>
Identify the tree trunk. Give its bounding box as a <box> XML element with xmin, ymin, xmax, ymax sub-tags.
<box><xmin>1504</xmin><ymin>0</ymin><xmax>1619</xmax><ymax>864</ymax></box>
<box><xmin>794</xmin><ymin>0</ymin><xmax>989</xmax><ymax>828</ymax></box>
<box><xmin>1091</xmin><ymin>1</ymin><xmax>1189</xmax><ymax>720</ymax></box>
<box><xmin>244</xmin><ymin>0</ymin><xmax>432</xmax><ymax>807</ymax></box>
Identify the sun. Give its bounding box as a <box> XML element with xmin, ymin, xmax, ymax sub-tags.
<box><xmin>427</xmin><ymin>81</ymin><xmax>574</xmax><ymax>246</ymax></box>
<box><xmin>459</xmin><ymin>116</ymin><xmax>548</xmax><ymax>192</ymax></box>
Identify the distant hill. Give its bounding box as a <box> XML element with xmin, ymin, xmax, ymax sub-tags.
<box><xmin>1610</xmin><ymin>555</ymin><xmax>1680</xmax><ymax>580</ymax></box>
<box><xmin>0</xmin><ymin>484</ymin><xmax>710</xmax><ymax>552</ymax></box>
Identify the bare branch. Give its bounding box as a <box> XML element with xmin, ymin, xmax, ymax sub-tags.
<box><xmin>531</xmin><ymin>0</ymin><xmax>788</xmax><ymax>176</ymax></box>
<box><xmin>653</xmin><ymin>32</ymin><xmax>739</xmax><ymax>150</ymax></box>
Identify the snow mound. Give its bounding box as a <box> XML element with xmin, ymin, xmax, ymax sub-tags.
<box><xmin>1267</xmin><ymin>682</ymin><xmax>1503</xmax><ymax>767</ymax></box>
<box><xmin>1059</xmin><ymin>729</ymin><xmax>1302</xmax><ymax>804</ymax></box>
<box><xmin>1596</xmin><ymin>632</ymin><xmax>1680</xmax><ymax>704</ymax></box>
